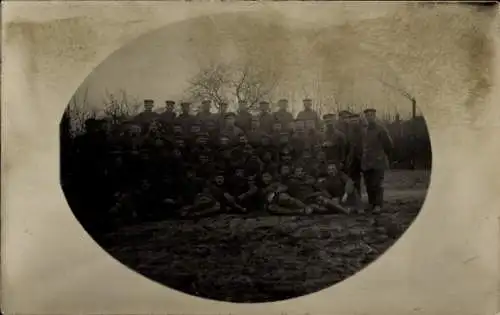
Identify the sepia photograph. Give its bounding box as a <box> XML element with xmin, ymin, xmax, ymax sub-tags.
<box><xmin>2</xmin><ymin>0</ymin><xmax>499</xmax><ymax>314</ymax></box>
<box><xmin>59</xmin><ymin>8</ymin><xmax>434</xmax><ymax>303</ymax></box>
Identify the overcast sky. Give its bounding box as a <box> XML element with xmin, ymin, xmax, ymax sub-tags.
<box><xmin>71</xmin><ymin>3</ymin><xmax>476</xmax><ymax>118</ymax></box>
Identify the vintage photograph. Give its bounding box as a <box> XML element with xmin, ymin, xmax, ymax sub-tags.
<box><xmin>60</xmin><ymin>10</ymin><xmax>432</xmax><ymax>303</ymax></box>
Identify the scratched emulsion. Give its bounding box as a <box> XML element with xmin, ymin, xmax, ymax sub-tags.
<box><xmin>2</xmin><ymin>2</ymin><xmax>499</xmax><ymax>315</ymax></box>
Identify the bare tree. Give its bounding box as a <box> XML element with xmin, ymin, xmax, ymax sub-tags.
<box><xmin>186</xmin><ymin>63</ymin><xmax>232</xmax><ymax>112</ymax></box>
<box><xmin>103</xmin><ymin>88</ymin><xmax>142</xmax><ymax>123</ymax></box>
<box><xmin>378</xmin><ymin>78</ymin><xmax>417</xmax><ymax>119</ymax></box>
<box><xmin>186</xmin><ymin>61</ymin><xmax>280</xmax><ymax>113</ymax></box>
<box><xmin>66</xmin><ymin>85</ymin><xmax>98</xmax><ymax>134</ymax></box>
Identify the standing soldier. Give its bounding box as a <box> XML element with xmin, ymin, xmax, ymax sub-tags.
<box><xmin>215</xmin><ymin>102</ymin><xmax>230</xmax><ymax>128</ymax></box>
<box><xmin>177</xmin><ymin>101</ymin><xmax>195</xmax><ymax>132</ymax></box>
<box><xmin>337</xmin><ymin>110</ymin><xmax>351</xmax><ymax>135</ymax></box>
<box><xmin>297</xmin><ymin>98</ymin><xmax>320</xmax><ymax>130</ymax></box>
<box><xmin>322</xmin><ymin>113</ymin><xmax>347</xmax><ymax>167</ymax></box>
<box><xmin>344</xmin><ymin>113</ymin><xmax>363</xmax><ymax>194</ymax></box>
<box><xmin>197</xmin><ymin>100</ymin><xmax>217</xmax><ymax>130</ymax></box>
<box><xmin>273</xmin><ymin>99</ymin><xmax>294</xmax><ymax>131</ymax></box>
<box><xmin>235</xmin><ymin>100</ymin><xmax>253</xmax><ymax>133</ymax></box>
<box><xmin>158</xmin><ymin>100</ymin><xmax>177</xmax><ymax>134</ymax></box>
<box><xmin>220</xmin><ymin>112</ymin><xmax>245</xmax><ymax>144</ymax></box>
<box><xmin>133</xmin><ymin>99</ymin><xmax>159</xmax><ymax>128</ymax></box>
<box><xmin>360</xmin><ymin>108</ymin><xmax>393</xmax><ymax>213</ymax></box>
<box><xmin>247</xmin><ymin>116</ymin><xmax>264</xmax><ymax>147</ymax></box>
<box><xmin>258</xmin><ymin>101</ymin><xmax>274</xmax><ymax>134</ymax></box>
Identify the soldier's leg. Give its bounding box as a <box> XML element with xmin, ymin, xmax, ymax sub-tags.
<box><xmin>268</xmin><ymin>194</ymin><xmax>307</xmax><ymax>215</ymax></box>
<box><xmin>372</xmin><ymin>169</ymin><xmax>386</xmax><ymax>208</ymax></box>
<box><xmin>363</xmin><ymin>169</ymin><xmax>375</xmax><ymax>208</ymax></box>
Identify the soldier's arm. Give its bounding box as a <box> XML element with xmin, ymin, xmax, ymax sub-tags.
<box><xmin>379</xmin><ymin>126</ymin><xmax>394</xmax><ymax>157</ymax></box>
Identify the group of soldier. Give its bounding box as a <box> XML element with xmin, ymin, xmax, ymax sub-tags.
<box><xmin>65</xmin><ymin>97</ymin><xmax>394</xmax><ymax>225</ymax></box>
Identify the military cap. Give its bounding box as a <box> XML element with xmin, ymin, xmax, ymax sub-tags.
<box><xmin>259</xmin><ymin>101</ymin><xmax>270</xmax><ymax>105</ymax></box>
<box><xmin>303</xmin><ymin>98</ymin><xmax>312</xmax><ymax>102</ymax></box>
<box><xmin>278</xmin><ymin>98</ymin><xmax>288</xmax><ymax>103</ymax></box>
<box><xmin>220</xmin><ymin>102</ymin><xmax>229</xmax><ymax>106</ymax></box>
<box><xmin>224</xmin><ymin>112</ymin><xmax>236</xmax><ymax>118</ymax></box>
<box><xmin>349</xmin><ymin>113</ymin><xmax>361</xmax><ymax>118</ymax></box>
<box><xmin>201</xmin><ymin>100</ymin><xmax>211</xmax><ymax>105</ymax></box>
<box><xmin>323</xmin><ymin>113</ymin><xmax>336</xmax><ymax>120</ymax></box>
<box><xmin>165</xmin><ymin>100</ymin><xmax>175</xmax><ymax>105</ymax></box>
<box><xmin>144</xmin><ymin>99</ymin><xmax>154</xmax><ymax>104</ymax></box>
<box><xmin>364</xmin><ymin>108</ymin><xmax>376</xmax><ymax>113</ymax></box>
<box><xmin>180</xmin><ymin>101</ymin><xmax>191</xmax><ymax>107</ymax></box>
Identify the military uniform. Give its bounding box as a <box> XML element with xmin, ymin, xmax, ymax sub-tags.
<box><xmin>158</xmin><ymin>100</ymin><xmax>177</xmax><ymax>125</ymax></box>
<box><xmin>258</xmin><ymin>101</ymin><xmax>275</xmax><ymax>134</ymax></box>
<box><xmin>296</xmin><ymin>98</ymin><xmax>320</xmax><ymax>130</ymax></box>
<box><xmin>133</xmin><ymin>99</ymin><xmax>160</xmax><ymax>130</ymax></box>
<box><xmin>176</xmin><ymin>102</ymin><xmax>196</xmax><ymax>133</ymax></box>
<box><xmin>360</xmin><ymin>109</ymin><xmax>394</xmax><ymax>210</ymax></box>
<box><xmin>196</xmin><ymin>100</ymin><xmax>218</xmax><ymax>130</ymax></box>
<box><xmin>274</xmin><ymin>99</ymin><xmax>294</xmax><ymax>131</ymax></box>
<box><xmin>235</xmin><ymin>100</ymin><xmax>253</xmax><ymax>132</ymax></box>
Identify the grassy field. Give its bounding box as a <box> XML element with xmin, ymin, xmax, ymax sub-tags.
<box><xmin>98</xmin><ymin>170</ymin><xmax>430</xmax><ymax>303</ymax></box>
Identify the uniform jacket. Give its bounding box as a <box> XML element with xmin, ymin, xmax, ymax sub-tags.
<box><xmin>361</xmin><ymin>122</ymin><xmax>393</xmax><ymax>171</ymax></box>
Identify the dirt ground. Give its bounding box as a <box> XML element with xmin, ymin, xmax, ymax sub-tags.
<box><xmin>98</xmin><ymin>170</ymin><xmax>430</xmax><ymax>303</ymax></box>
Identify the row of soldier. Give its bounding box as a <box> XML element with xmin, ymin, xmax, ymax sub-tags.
<box><xmin>65</xmin><ymin>97</ymin><xmax>393</xmax><ymax>226</ymax></box>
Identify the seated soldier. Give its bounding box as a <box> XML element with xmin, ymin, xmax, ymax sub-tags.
<box><xmin>271</xmin><ymin>121</ymin><xmax>283</xmax><ymax>145</ymax></box>
<box><xmin>209</xmin><ymin>172</ymin><xmax>247</xmax><ymax>213</ymax></box>
<box><xmin>172</xmin><ymin>123</ymin><xmax>184</xmax><ymax>138</ymax></box>
<box><xmin>317</xmin><ymin>163</ymin><xmax>362</xmax><ymax>212</ymax></box>
<box><xmin>229</xmin><ymin>166</ymin><xmax>259</xmax><ymax>211</ymax></box>
<box><xmin>259</xmin><ymin>171</ymin><xmax>312</xmax><ymax>215</ymax></box>
<box><xmin>285</xmin><ymin>165</ymin><xmax>350</xmax><ymax>214</ymax></box>
<box><xmin>245</xmin><ymin>151</ymin><xmax>264</xmax><ymax>175</ymax></box>
<box><xmin>247</xmin><ymin>117</ymin><xmax>264</xmax><ymax>146</ymax></box>
<box><xmin>178</xmin><ymin>184</ymin><xmax>222</xmax><ymax>218</ymax></box>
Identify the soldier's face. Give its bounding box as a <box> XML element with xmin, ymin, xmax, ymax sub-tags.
<box><xmin>272</xmin><ymin>123</ymin><xmax>282</xmax><ymax>133</ymax></box>
<box><xmin>260</xmin><ymin>104</ymin><xmax>270</xmax><ymax>112</ymax></box>
<box><xmin>262</xmin><ymin>173</ymin><xmax>272</xmax><ymax>185</ymax></box>
<box><xmin>294</xmin><ymin>168</ymin><xmax>304</xmax><ymax>178</ymax></box>
<box><xmin>280</xmin><ymin>165</ymin><xmax>290</xmax><ymax>176</ymax></box>
<box><xmin>279</xmin><ymin>102</ymin><xmax>288</xmax><ymax>111</ymax></box>
<box><xmin>263</xmin><ymin>152</ymin><xmax>272</xmax><ymax>161</ymax></box>
<box><xmin>305</xmin><ymin>176</ymin><xmax>315</xmax><ymax>185</ymax></box>
<box><xmin>236</xmin><ymin>169</ymin><xmax>245</xmax><ymax>178</ymax></box>
<box><xmin>225</xmin><ymin>116</ymin><xmax>235</xmax><ymax>125</ymax></box>
<box><xmin>282</xmin><ymin>154</ymin><xmax>292</xmax><ymax>163</ymax></box>
<box><xmin>239</xmin><ymin>135</ymin><xmax>248</xmax><ymax>144</ymax></box>
<box><xmin>173</xmin><ymin>149</ymin><xmax>182</xmax><ymax>157</ymax></box>
<box><xmin>145</xmin><ymin>104</ymin><xmax>154</xmax><ymax>112</ymax></box>
<box><xmin>327</xmin><ymin>164</ymin><xmax>338</xmax><ymax>176</ymax></box>
<box><xmin>202</xmin><ymin>103</ymin><xmax>211</xmax><ymax>111</ymax></box>
<box><xmin>304</xmin><ymin>101</ymin><xmax>312</xmax><ymax>109</ymax></box>
<box><xmin>366</xmin><ymin>112</ymin><xmax>376</xmax><ymax>123</ymax></box>
<box><xmin>182</xmin><ymin>105</ymin><xmax>190</xmax><ymax>113</ymax></box>
<box><xmin>166</xmin><ymin>104</ymin><xmax>174</xmax><ymax>111</ymax></box>
<box><xmin>215</xmin><ymin>176</ymin><xmax>224</xmax><ymax>186</ymax></box>
<box><xmin>221</xmin><ymin>104</ymin><xmax>228</xmax><ymax>112</ymax></box>
<box><xmin>220</xmin><ymin>137</ymin><xmax>230</xmax><ymax>146</ymax></box>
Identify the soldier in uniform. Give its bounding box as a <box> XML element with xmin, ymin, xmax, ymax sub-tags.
<box><xmin>158</xmin><ymin>100</ymin><xmax>177</xmax><ymax>125</ymax></box>
<box><xmin>322</xmin><ymin>113</ymin><xmax>347</xmax><ymax>167</ymax></box>
<box><xmin>133</xmin><ymin>99</ymin><xmax>160</xmax><ymax>129</ymax></box>
<box><xmin>344</xmin><ymin>113</ymin><xmax>363</xmax><ymax>193</ymax></box>
<box><xmin>235</xmin><ymin>100</ymin><xmax>253</xmax><ymax>133</ymax></box>
<box><xmin>273</xmin><ymin>99</ymin><xmax>294</xmax><ymax>131</ymax></box>
<box><xmin>220</xmin><ymin>112</ymin><xmax>245</xmax><ymax>144</ymax></box>
<box><xmin>360</xmin><ymin>108</ymin><xmax>394</xmax><ymax>213</ymax></box>
<box><xmin>247</xmin><ymin>116</ymin><xmax>264</xmax><ymax>147</ymax></box>
<box><xmin>258</xmin><ymin>101</ymin><xmax>275</xmax><ymax>134</ymax></box>
<box><xmin>196</xmin><ymin>100</ymin><xmax>217</xmax><ymax>129</ymax></box>
<box><xmin>337</xmin><ymin>110</ymin><xmax>351</xmax><ymax>135</ymax></box>
<box><xmin>216</xmin><ymin>102</ymin><xmax>230</xmax><ymax>128</ymax></box>
<box><xmin>296</xmin><ymin>98</ymin><xmax>320</xmax><ymax>130</ymax></box>
<box><xmin>177</xmin><ymin>101</ymin><xmax>195</xmax><ymax>132</ymax></box>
